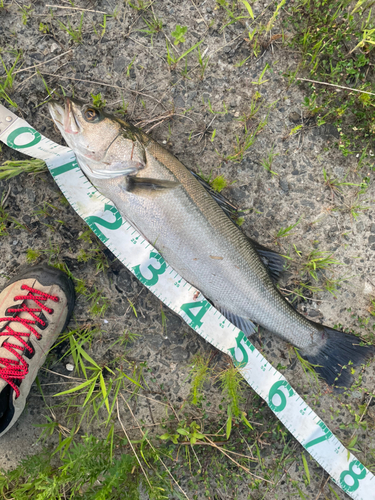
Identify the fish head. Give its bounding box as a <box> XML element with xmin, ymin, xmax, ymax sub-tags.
<box><xmin>49</xmin><ymin>97</ymin><xmax>146</xmax><ymax>181</ymax></box>
<box><xmin>48</xmin><ymin>97</ymin><xmax>123</xmax><ymax>161</ymax></box>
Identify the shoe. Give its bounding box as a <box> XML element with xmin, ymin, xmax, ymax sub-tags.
<box><xmin>0</xmin><ymin>264</ymin><xmax>75</xmax><ymax>437</ymax></box>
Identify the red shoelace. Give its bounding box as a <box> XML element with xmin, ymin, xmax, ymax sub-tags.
<box><xmin>0</xmin><ymin>284</ymin><xmax>59</xmax><ymax>398</ymax></box>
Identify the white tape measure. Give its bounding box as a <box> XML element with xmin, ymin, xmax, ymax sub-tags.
<box><xmin>0</xmin><ymin>104</ymin><xmax>373</xmax><ymax>499</ymax></box>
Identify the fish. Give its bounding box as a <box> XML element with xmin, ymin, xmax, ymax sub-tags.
<box><xmin>49</xmin><ymin>97</ymin><xmax>373</xmax><ymax>388</ymax></box>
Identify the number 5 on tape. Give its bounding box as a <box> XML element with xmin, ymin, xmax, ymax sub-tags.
<box><xmin>228</xmin><ymin>332</ymin><xmax>255</xmax><ymax>367</ymax></box>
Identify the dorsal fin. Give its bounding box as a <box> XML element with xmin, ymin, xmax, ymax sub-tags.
<box><xmin>189</xmin><ymin>170</ymin><xmax>245</xmax><ymax>224</ymax></box>
<box><xmin>248</xmin><ymin>238</ymin><xmax>286</xmax><ymax>283</ymax></box>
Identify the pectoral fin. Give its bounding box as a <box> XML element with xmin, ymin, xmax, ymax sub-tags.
<box><xmin>126</xmin><ymin>176</ymin><xmax>180</xmax><ymax>196</ymax></box>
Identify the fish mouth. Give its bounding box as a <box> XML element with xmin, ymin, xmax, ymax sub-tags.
<box><xmin>49</xmin><ymin>98</ymin><xmax>80</xmax><ymax>135</ymax></box>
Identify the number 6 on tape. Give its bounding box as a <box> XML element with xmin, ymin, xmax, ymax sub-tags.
<box><xmin>268</xmin><ymin>380</ymin><xmax>294</xmax><ymax>412</ymax></box>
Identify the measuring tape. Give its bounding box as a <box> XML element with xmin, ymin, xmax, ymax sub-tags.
<box><xmin>0</xmin><ymin>104</ymin><xmax>373</xmax><ymax>499</ymax></box>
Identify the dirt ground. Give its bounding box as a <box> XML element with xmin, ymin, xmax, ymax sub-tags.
<box><xmin>0</xmin><ymin>1</ymin><xmax>375</xmax><ymax>499</ymax></box>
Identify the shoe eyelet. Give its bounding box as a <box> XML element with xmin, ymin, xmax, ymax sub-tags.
<box><xmin>37</xmin><ymin>334</ymin><xmax>43</xmax><ymax>341</ymax></box>
<box><xmin>48</xmin><ymin>308</ymin><xmax>54</xmax><ymax>314</ymax></box>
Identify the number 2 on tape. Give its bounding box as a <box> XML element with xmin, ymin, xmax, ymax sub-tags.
<box><xmin>268</xmin><ymin>380</ymin><xmax>294</xmax><ymax>412</ymax></box>
<box><xmin>85</xmin><ymin>204</ymin><xmax>122</xmax><ymax>244</ymax></box>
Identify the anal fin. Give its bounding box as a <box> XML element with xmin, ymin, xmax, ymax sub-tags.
<box><xmin>217</xmin><ymin>306</ymin><xmax>258</xmax><ymax>337</ymax></box>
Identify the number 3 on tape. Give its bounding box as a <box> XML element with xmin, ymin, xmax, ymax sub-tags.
<box><xmin>133</xmin><ymin>252</ymin><xmax>166</xmax><ymax>286</ymax></box>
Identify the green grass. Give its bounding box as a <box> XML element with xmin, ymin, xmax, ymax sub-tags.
<box><xmin>260</xmin><ymin>145</ymin><xmax>280</xmax><ymax>176</ymax></box>
<box><xmin>87</xmin><ymin>286</ymin><xmax>110</xmax><ymax>317</ymax></box>
<box><xmin>57</xmin><ymin>12</ymin><xmax>84</xmax><ymax>44</ymax></box>
<box><xmin>0</xmin><ymin>196</ymin><xmax>27</xmax><ymax>236</ymax></box>
<box><xmin>301</xmin><ymin>249</ymin><xmax>341</xmax><ymax>281</ymax></box>
<box><xmin>1</xmin><ymin>2</ymin><xmax>375</xmax><ymax>498</ymax></box>
<box><xmin>0</xmin><ymin>435</ymin><xmax>168</xmax><ymax>500</ymax></box>
<box><xmin>90</xmin><ymin>92</ymin><xmax>106</xmax><ymax>108</ymax></box>
<box><xmin>19</xmin><ymin>3</ymin><xmax>33</xmax><ymax>25</ymax></box>
<box><xmin>0</xmin><ymin>51</ymin><xmax>22</xmax><ymax>107</ymax></box>
<box><xmin>0</xmin><ymin>159</ymin><xmax>47</xmax><ymax>180</ymax></box>
<box><xmin>287</xmin><ymin>0</ymin><xmax>375</xmax><ymax>157</ymax></box>
<box><xmin>165</xmin><ymin>38</ymin><xmax>203</xmax><ymax>69</ymax></box>
<box><xmin>139</xmin><ymin>13</ymin><xmax>163</xmax><ymax>44</ymax></box>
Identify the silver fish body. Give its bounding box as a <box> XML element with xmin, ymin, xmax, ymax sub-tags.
<box><xmin>94</xmin><ymin>139</ymin><xmax>321</xmax><ymax>350</ymax></box>
<box><xmin>49</xmin><ymin>98</ymin><xmax>373</xmax><ymax>386</ymax></box>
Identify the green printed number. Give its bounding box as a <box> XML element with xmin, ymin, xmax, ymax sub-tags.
<box><xmin>228</xmin><ymin>331</ymin><xmax>255</xmax><ymax>368</ymax></box>
<box><xmin>180</xmin><ymin>300</ymin><xmax>210</xmax><ymax>330</ymax></box>
<box><xmin>7</xmin><ymin>127</ymin><xmax>41</xmax><ymax>149</ymax></box>
<box><xmin>133</xmin><ymin>252</ymin><xmax>166</xmax><ymax>286</ymax></box>
<box><xmin>304</xmin><ymin>420</ymin><xmax>332</xmax><ymax>449</ymax></box>
<box><xmin>340</xmin><ymin>460</ymin><xmax>366</xmax><ymax>493</ymax></box>
<box><xmin>268</xmin><ymin>380</ymin><xmax>294</xmax><ymax>413</ymax></box>
<box><xmin>85</xmin><ymin>204</ymin><xmax>122</xmax><ymax>244</ymax></box>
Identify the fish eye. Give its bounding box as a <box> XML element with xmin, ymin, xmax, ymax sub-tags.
<box><xmin>84</xmin><ymin>108</ymin><xmax>100</xmax><ymax>122</ymax></box>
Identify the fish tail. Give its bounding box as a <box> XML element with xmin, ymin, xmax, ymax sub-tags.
<box><xmin>301</xmin><ymin>326</ymin><xmax>374</xmax><ymax>388</ymax></box>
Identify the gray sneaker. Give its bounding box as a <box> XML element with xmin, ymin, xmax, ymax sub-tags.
<box><xmin>0</xmin><ymin>264</ymin><xmax>75</xmax><ymax>437</ymax></box>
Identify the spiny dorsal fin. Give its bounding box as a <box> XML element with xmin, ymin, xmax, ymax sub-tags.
<box><xmin>190</xmin><ymin>170</ymin><xmax>245</xmax><ymax>224</ymax></box>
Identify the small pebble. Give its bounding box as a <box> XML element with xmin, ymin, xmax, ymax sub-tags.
<box><xmin>50</xmin><ymin>42</ymin><xmax>59</xmax><ymax>53</ymax></box>
<box><xmin>66</xmin><ymin>363</ymin><xmax>74</xmax><ymax>372</ymax></box>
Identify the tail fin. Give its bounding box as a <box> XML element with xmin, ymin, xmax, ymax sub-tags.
<box><xmin>302</xmin><ymin>326</ymin><xmax>374</xmax><ymax>388</ymax></box>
